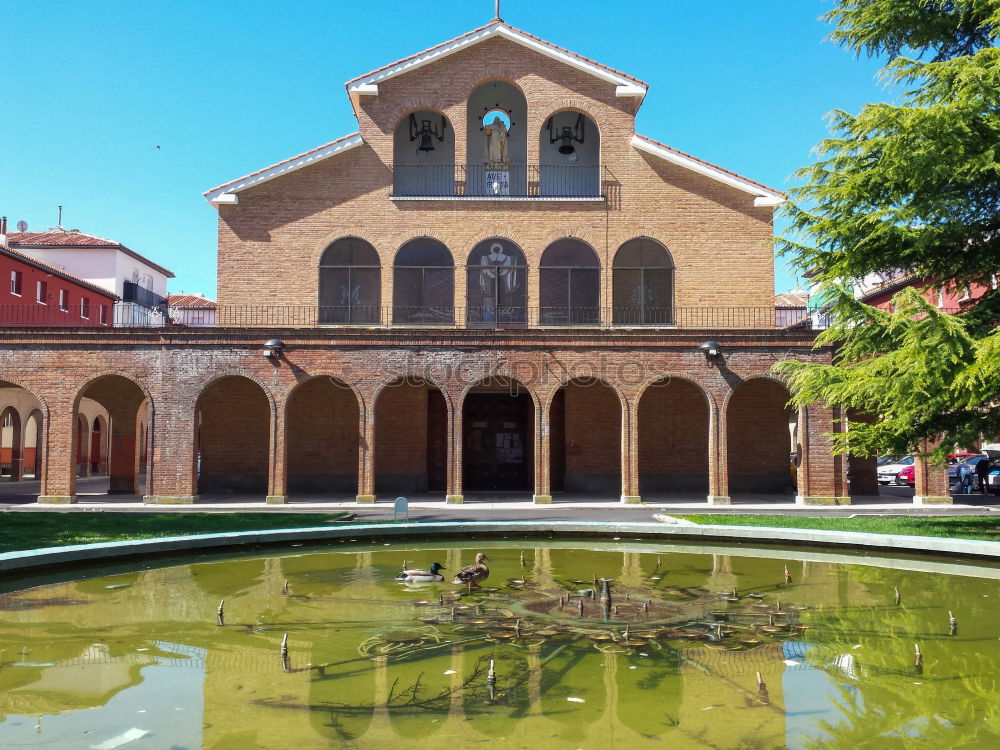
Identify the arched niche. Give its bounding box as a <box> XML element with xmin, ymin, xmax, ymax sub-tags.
<box><xmin>465</xmin><ymin>238</ymin><xmax>528</xmax><ymax>327</ymax></box>
<box><xmin>613</xmin><ymin>237</ymin><xmax>674</xmax><ymax>325</ymax></box>
<box><xmin>318</xmin><ymin>237</ymin><xmax>381</xmax><ymax>324</ymax></box>
<box><xmin>540</xmin><ymin>110</ymin><xmax>600</xmax><ymax>196</ymax></box>
<box><xmin>392</xmin><ymin>238</ymin><xmax>455</xmax><ymax>325</ymax></box>
<box><xmin>539</xmin><ymin>239</ymin><xmax>601</xmax><ymax>325</ymax></box>
<box><xmin>393</xmin><ymin>109</ymin><xmax>454</xmax><ymax>197</ymax></box>
<box><xmin>466</xmin><ymin>81</ymin><xmax>527</xmax><ymax>196</ymax></box>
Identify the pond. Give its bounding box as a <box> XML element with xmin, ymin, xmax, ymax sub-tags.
<box><xmin>1</xmin><ymin>538</ymin><xmax>999</xmax><ymax>749</ymax></box>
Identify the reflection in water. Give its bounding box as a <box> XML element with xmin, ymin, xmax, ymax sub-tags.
<box><xmin>1</xmin><ymin>543</ymin><xmax>999</xmax><ymax>749</ymax></box>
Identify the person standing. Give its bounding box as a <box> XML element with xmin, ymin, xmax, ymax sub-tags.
<box><xmin>976</xmin><ymin>454</ymin><xmax>992</xmax><ymax>495</ymax></box>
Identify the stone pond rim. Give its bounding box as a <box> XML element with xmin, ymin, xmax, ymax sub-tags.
<box><xmin>3</xmin><ymin>520</ymin><xmax>1000</xmax><ymax>577</ymax></box>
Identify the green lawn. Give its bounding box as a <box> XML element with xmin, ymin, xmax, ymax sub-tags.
<box><xmin>0</xmin><ymin>512</ymin><xmax>351</xmax><ymax>553</ymax></box>
<box><xmin>673</xmin><ymin>514</ymin><xmax>1000</xmax><ymax>542</ymax></box>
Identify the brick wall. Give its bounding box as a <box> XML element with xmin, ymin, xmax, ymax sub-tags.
<box><xmin>726</xmin><ymin>378</ymin><xmax>793</xmax><ymax>494</ymax></box>
<box><xmin>374</xmin><ymin>380</ymin><xmax>432</xmax><ymax>493</ymax></box>
<box><xmin>0</xmin><ymin>327</ymin><xmax>867</xmax><ymax>503</ymax></box>
<box><xmin>216</xmin><ymin>36</ymin><xmax>774</xmax><ymax>318</ymax></box>
<box><xmin>638</xmin><ymin>378</ymin><xmax>710</xmax><ymax>494</ymax></box>
<box><xmin>286</xmin><ymin>376</ymin><xmax>359</xmax><ymax>494</ymax></box>
<box><xmin>561</xmin><ymin>380</ymin><xmax>621</xmax><ymax>493</ymax></box>
<box><xmin>197</xmin><ymin>376</ymin><xmax>270</xmax><ymax>494</ymax></box>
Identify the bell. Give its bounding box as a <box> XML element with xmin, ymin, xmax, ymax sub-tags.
<box><xmin>558</xmin><ymin>129</ymin><xmax>575</xmax><ymax>155</ymax></box>
<box><xmin>418</xmin><ymin>131</ymin><xmax>435</xmax><ymax>152</ymax></box>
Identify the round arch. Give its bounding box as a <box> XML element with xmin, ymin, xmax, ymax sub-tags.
<box><xmin>393</xmin><ymin>108</ymin><xmax>454</xmax><ymax>197</ymax></box>
<box><xmin>393</xmin><ymin>237</ymin><xmax>455</xmax><ymax>325</ymax></box>
<box><xmin>461</xmin><ymin>375</ymin><xmax>536</xmax><ymax>494</ymax></box>
<box><xmin>637</xmin><ymin>376</ymin><xmax>711</xmax><ymax>496</ymax></box>
<box><xmin>374</xmin><ymin>375</ymin><xmax>448</xmax><ymax>496</ymax></box>
<box><xmin>195</xmin><ymin>375</ymin><xmax>272</xmax><ymax>496</ymax></box>
<box><xmin>550</xmin><ymin>376</ymin><xmax>622</xmax><ymax>496</ymax></box>
<box><xmin>465</xmin><ymin>237</ymin><xmax>528</xmax><ymax>327</ymax></box>
<box><xmin>613</xmin><ymin>237</ymin><xmax>675</xmax><ymax>325</ymax></box>
<box><xmin>539</xmin><ymin>108</ymin><xmax>600</xmax><ymax>197</ymax></box>
<box><xmin>539</xmin><ymin>239</ymin><xmax>601</xmax><ymax>326</ymax></box>
<box><xmin>467</xmin><ymin>79</ymin><xmax>527</xmax><ymax>196</ymax></box>
<box><xmin>726</xmin><ymin>377</ymin><xmax>795</xmax><ymax>496</ymax></box>
<box><xmin>285</xmin><ymin>375</ymin><xmax>363</xmax><ymax>498</ymax></box>
<box><xmin>72</xmin><ymin>373</ymin><xmax>150</xmax><ymax>495</ymax></box>
<box><xmin>319</xmin><ymin>236</ymin><xmax>381</xmax><ymax>324</ymax></box>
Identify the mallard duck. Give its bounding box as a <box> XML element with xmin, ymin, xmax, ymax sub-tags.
<box><xmin>395</xmin><ymin>562</ymin><xmax>445</xmax><ymax>583</ymax></box>
<box><xmin>452</xmin><ymin>553</ymin><xmax>490</xmax><ymax>586</ymax></box>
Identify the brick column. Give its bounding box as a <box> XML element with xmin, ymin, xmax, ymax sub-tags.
<box><xmin>106</xmin><ymin>403</ymin><xmax>139</xmax><ymax>494</ymax></box>
<box><xmin>913</xmin><ymin>441</ymin><xmax>952</xmax><ymax>505</ymax></box>
<box><xmin>707</xmin><ymin>393</ymin><xmax>730</xmax><ymax>504</ymax></box>
<box><xmin>620</xmin><ymin>395</ymin><xmax>641</xmax><ymax>503</ymax></box>
<box><xmin>266</xmin><ymin>401</ymin><xmax>288</xmax><ymax>504</ymax></box>
<box><xmin>144</xmin><ymin>400</ymin><xmax>198</xmax><ymax>504</ymax></box>
<box><xmin>846</xmin><ymin>410</ymin><xmax>879</xmax><ymax>496</ymax></box>
<box><xmin>796</xmin><ymin>405</ymin><xmax>851</xmax><ymax>505</ymax></box>
<box><xmin>76</xmin><ymin>417</ymin><xmax>91</xmax><ymax>477</ymax></box>
<box><xmin>446</xmin><ymin>394</ymin><xmax>463</xmax><ymax>503</ymax></box>
<box><xmin>356</xmin><ymin>402</ymin><xmax>376</xmax><ymax>503</ymax></box>
<box><xmin>5</xmin><ymin>413</ymin><xmax>22</xmax><ymax>482</ymax></box>
<box><xmin>533</xmin><ymin>394</ymin><xmax>552</xmax><ymax>503</ymax></box>
<box><xmin>38</xmin><ymin>401</ymin><xmax>76</xmax><ymax>503</ymax></box>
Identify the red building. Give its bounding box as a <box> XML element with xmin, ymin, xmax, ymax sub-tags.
<box><xmin>858</xmin><ymin>271</ymin><xmax>998</xmax><ymax>311</ymax></box>
<box><xmin>1</xmin><ymin>223</ymin><xmax>117</xmax><ymax>327</ymax></box>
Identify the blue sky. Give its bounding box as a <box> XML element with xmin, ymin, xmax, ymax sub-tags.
<box><xmin>1</xmin><ymin>0</ymin><xmax>889</xmax><ymax>297</ymax></box>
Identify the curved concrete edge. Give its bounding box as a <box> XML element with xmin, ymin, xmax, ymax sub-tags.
<box><xmin>2</xmin><ymin>520</ymin><xmax>1000</xmax><ymax>576</ymax></box>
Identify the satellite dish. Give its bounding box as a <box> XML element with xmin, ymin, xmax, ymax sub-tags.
<box><xmin>16</xmin><ymin>220</ymin><xmax>27</xmax><ymax>232</ymax></box>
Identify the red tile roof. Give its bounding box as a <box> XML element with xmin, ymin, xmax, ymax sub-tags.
<box><xmin>346</xmin><ymin>20</ymin><xmax>647</xmax><ymax>89</ymax></box>
<box><xmin>0</xmin><ymin>243</ymin><xmax>118</xmax><ymax>299</ymax></box>
<box><xmin>774</xmin><ymin>291</ymin><xmax>808</xmax><ymax>307</ymax></box>
<box><xmin>168</xmin><ymin>294</ymin><xmax>216</xmax><ymax>308</ymax></box>
<box><xmin>7</xmin><ymin>230</ymin><xmax>175</xmax><ymax>278</ymax></box>
<box><xmin>633</xmin><ymin>134</ymin><xmax>787</xmax><ymax>198</ymax></box>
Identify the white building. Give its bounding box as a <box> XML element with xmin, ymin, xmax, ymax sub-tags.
<box><xmin>6</xmin><ymin>228</ymin><xmax>174</xmax><ymax>326</ymax></box>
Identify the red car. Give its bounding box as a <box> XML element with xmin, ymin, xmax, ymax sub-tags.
<box><xmin>896</xmin><ymin>453</ymin><xmax>979</xmax><ymax>488</ymax></box>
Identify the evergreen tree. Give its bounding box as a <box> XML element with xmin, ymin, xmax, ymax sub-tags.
<box><xmin>776</xmin><ymin>0</ymin><xmax>1000</xmax><ymax>458</ymax></box>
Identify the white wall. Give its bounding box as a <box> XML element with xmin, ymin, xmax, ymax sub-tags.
<box><xmin>15</xmin><ymin>247</ymin><xmax>117</xmax><ymax>294</ymax></box>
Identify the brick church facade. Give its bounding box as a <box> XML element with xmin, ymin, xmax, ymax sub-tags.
<box><xmin>0</xmin><ymin>20</ymin><xmax>952</xmax><ymax>506</ymax></box>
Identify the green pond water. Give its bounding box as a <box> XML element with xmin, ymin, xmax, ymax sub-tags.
<box><xmin>2</xmin><ymin>539</ymin><xmax>1000</xmax><ymax>749</ymax></box>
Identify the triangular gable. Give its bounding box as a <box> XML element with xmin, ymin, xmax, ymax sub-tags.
<box><xmin>345</xmin><ymin>21</ymin><xmax>648</xmax><ymax>102</ymax></box>
<box><xmin>631</xmin><ymin>134</ymin><xmax>785</xmax><ymax>206</ymax></box>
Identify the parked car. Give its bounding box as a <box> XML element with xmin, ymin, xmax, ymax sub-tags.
<box><xmin>878</xmin><ymin>455</ymin><xmax>914</xmax><ymax>485</ymax></box>
<box><xmin>897</xmin><ymin>464</ymin><xmax>914</xmax><ymax>487</ymax></box>
<box><xmin>985</xmin><ymin>456</ymin><xmax>1000</xmax><ymax>496</ymax></box>
<box><xmin>877</xmin><ymin>455</ymin><xmax>903</xmax><ymax>466</ymax></box>
<box><xmin>950</xmin><ymin>454</ymin><xmax>990</xmax><ymax>493</ymax></box>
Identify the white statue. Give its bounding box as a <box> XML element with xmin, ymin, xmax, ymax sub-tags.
<box><xmin>479</xmin><ymin>242</ymin><xmax>518</xmax><ymax>296</ymax></box>
<box><xmin>483</xmin><ymin>116</ymin><xmax>509</xmax><ymax>170</ymax></box>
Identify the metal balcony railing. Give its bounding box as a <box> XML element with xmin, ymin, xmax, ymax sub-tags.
<box><xmin>0</xmin><ymin>303</ymin><xmax>838</xmax><ymax>330</ymax></box>
<box><xmin>122</xmin><ymin>281</ymin><xmax>168</xmax><ymax>309</ymax></box>
<box><xmin>391</xmin><ymin>164</ymin><xmax>607</xmax><ymax>198</ymax></box>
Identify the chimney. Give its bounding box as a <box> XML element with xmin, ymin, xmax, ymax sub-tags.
<box><xmin>0</xmin><ymin>216</ymin><xmax>7</xmax><ymax>246</ymax></box>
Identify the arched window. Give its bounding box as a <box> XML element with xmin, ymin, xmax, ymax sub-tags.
<box><xmin>393</xmin><ymin>238</ymin><xmax>454</xmax><ymax>325</ymax></box>
<box><xmin>319</xmin><ymin>237</ymin><xmax>381</xmax><ymax>324</ymax></box>
<box><xmin>393</xmin><ymin>110</ymin><xmax>454</xmax><ymax>197</ymax></box>
<box><xmin>539</xmin><ymin>110</ymin><xmax>600</xmax><ymax>197</ymax></box>
<box><xmin>613</xmin><ymin>238</ymin><xmax>674</xmax><ymax>325</ymax></box>
<box><xmin>539</xmin><ymin>239</ymin><xmax>601</xmax><ymax>325</ymax></box>
<box><xmin>466</xmin><ymin>239</ymin><xmax>527</xmax><ymax>326</ymax></box>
